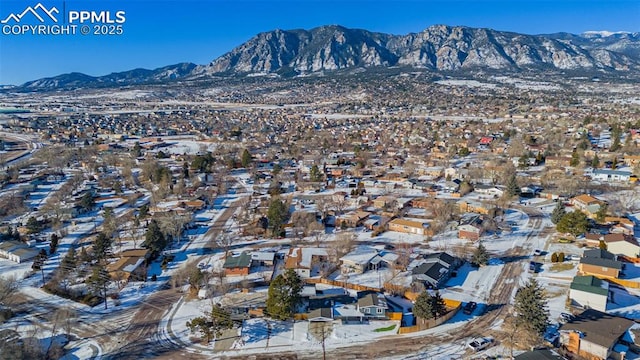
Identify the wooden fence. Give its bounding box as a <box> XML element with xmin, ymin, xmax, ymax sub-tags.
<box><xmin>305</xmin><ymin>278</ymin><xmax>382</xmax><ymax>292</ymax></box>
<box><xmin>397</xmin><ymin>300</ymin><xmax>461</xmax><ymax>334</ymax></box>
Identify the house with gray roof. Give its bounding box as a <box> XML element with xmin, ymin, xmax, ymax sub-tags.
<box><xmin>357</xmin><ymin>293</ymin><xmax>387</xmax><ymax>318</ymax></box>
<box><xmin>560</xmin><ymin>309</ymin><xmax>634</xmax><ymax>360</ymax></box>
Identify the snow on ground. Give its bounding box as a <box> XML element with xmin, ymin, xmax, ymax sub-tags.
<box><xmin>441</xmin><ymin>262</ymin><xmax>504</xmax><ymax>305</ymax></box>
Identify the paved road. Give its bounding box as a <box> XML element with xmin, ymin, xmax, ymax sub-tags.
<box><xmin>99</xmin><ymin>191</ymin><xmax>245</xmax><ymax>359</ymax></box>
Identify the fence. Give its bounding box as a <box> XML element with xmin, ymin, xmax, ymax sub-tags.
<box><xmin>305</xmin><ymin>278</ymin><xmax>382</xmax><ymax>292</ymax></box>
<box><xmin>397</xmin><ymin>299</ymin><xmax>461</xmax><ymax>334</ymax></box>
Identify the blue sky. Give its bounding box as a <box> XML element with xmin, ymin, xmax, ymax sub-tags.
<box><xmin>0</xmin><ymin>0</ymin><xmax>638</xmax><ymax>85</ymax></box>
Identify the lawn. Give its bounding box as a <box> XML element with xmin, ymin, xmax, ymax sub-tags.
<box><xmin>374</xmin><ymin>324</ymin><xmax>397</xmax><ymax>332</ymax></box>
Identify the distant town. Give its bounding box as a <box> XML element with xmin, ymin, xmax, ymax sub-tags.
<box><xmin>1</xmin><ymin>72</ymin><xmax>640</xmax><ymax>360</ymax></box>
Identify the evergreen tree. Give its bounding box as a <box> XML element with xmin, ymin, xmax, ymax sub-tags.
<box><xmin>265</xmin><ymin>269</ymin><xmax>302</xmax><ymax>320</ymax></box>
<box><xmin>186</xmin><ymin>304</ymin><xmax>233</xmax><ymax>344</ymax></box>
<box><xmin>595</xmin><ymin>203</ymin><xmax>608</xmax><ymax>223</ymax></box>
<box><xmin>87</xmin><ymin>266</ymin><xmax>111</xmax><ymax>309</ymax></box>
<box><xmin>550</xmin><ymin>201</ymin><xmax>566</xmax><ymax>224</ymax></box>
<box><xmin>556</xmin><ymin>211</ymin><xmax>589</xmax><ymax>236</ymax></box>
<box><xmin>309</xmin><ymin>164</ymin><xmax>324</xmax><ymax>182</ymax></box>
<box><xmin>93</xmin><ymin>232</ymin><xmax>112</xmax><ymax>262</ymax></box>
<box><xmin>413</xmin><ymin>291</ymin><xmax>434</xmax><ymax>320</ymax></box>
<box><xmin>143</xmin><ymin>220</ymin><xmax>167</xmax><ymax>258</ymax></box>
<box><xmin>431</xmin><ymin>291</ymin><xmax>447</xmax><ymax>319</ymax></box>
<box><xmin>131</xmin><ymin>142</ymin><xmax>142</xmax><ymax>158</ymax></box>
<box><xmin>26</xmin><ymin>216</ymin><xmax>41</xmax><ymax>234</ymax></box>
<box><xmin>570</xmin><ymin>151</ymin><xmax>580</xmax><ymax>167</ymax></box>
<box><xmin>49</xmin><ymin>233</ymin><xmax>59</xmax><ymax>255</ymax></box>
<box><xmin>592</xmin><ymin>153</ymin><xmax>600</xmax><ymax>168</ymax></box>
<box><xmin>505</xmin><ymin>173</ymin><xmax>520</xmax><ymax>197</ymax></box>
<box><xmin>267</xmin><ymin>197</ymin><xmax>288</xmax><ymax>237</ymax></box>
<box><xmin>611</xmin><ymin>157</ymin><xmax>618</xmax><ymax>170</ymax></box>
<box><xmin>610</xmin><ymin>127</ymin><xmax>621</xmax><ymax>151</ymax></box>
<box><xmin>241</xmin><ymin>149</ymin><xmax>252</xmax><ymax>168</ymax></box>
<box><xmin>61</xmin><ymin>247</ymin><xmax>77</xmax><ymax>274</ymax></box>
<box><xmin>471</xmin><ymin>242</ymin><xmax>489</xmax><ymax>266</ymax></box>
<box><xmin>513</xmin><ymin>279</ymin><xmax>549</xmax><ymax>338</ymax></box>
<box><xmin>78</xmin><ymin>192</ymin><xmax>95</xmax><ymax>212</ymax></box>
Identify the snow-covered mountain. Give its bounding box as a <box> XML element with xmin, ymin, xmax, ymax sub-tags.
<box><xmin>197</xmin><ymin>25</ymin><xmax>640</xmax><ymax>75</ymax></box>
<box><xmin>12</xmin><ymin>25</ymin><xmax>640</xmax><ymax>91</ymax></box>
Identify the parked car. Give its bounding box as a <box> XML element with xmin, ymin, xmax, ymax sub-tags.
<box><xmin>463</xmin><ymin>301</ymin><xmax>478</xmax><ymax>315</ymax></box>
<box><xmin>534</xmin><ymin>249</ymin><xmax>543</xmax><ymax>256</ymax></box>
<box><xmin>467</xmin><ymin>337</ymin><xmax>494</xmax><ymax>352</ymax></box>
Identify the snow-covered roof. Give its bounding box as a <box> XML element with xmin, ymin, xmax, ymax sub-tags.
<box><xmin>340</xmin><ymin>246</ymin><xmax>379</xmax><ymax>265</ymax></box>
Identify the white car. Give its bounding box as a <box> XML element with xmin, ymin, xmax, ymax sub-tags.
<box><xmin>467</xmin><ymin>337</ymin><xmax>494</xmax><ymax>352</ymax></box>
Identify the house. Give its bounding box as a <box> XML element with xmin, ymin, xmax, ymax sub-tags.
<box><xmin>284</xmin><ymin>247</ymin><xmax>330</xmax><ymax>278</ymax></box>
<box><xmin>308</xmin><ymin>307</ymin><xmax>334</xmax><ymax>322</ymax></box>
<box><xmin>0</xmin><ymin>241</ymin><xmax>39</xmax><ymax>263</ymax></box>
<box><xmin>335</xmin><ymin>211</ymin><xmax>371</xmax><ymax>228</ymax></box>
<box><xmin>603</xmin><ymin>233</ymin><xmax>640</xmax><ymax>258</ymax></box>
<box><xmin>458</xmin><ymin>200</ymin><xmax>491</xmax><ymax>215</ymax></box>
<box><xmin>106</xmin><ymin>249</ymin><xmax>149</xmax><ymax>283</ymax></box>
<box><xmin>570</xmin><ymin>194</ymin><xmax>605</xmax><ymax>218</ymax></box>
<box><xmin>223</xmin><ymin>252</ymin><xmax>252</xmax><ymax>276</ymax></box>
<box><xmin>388</xmin><ymin>218</ymin><xmax>431</xmax><ymax>236</ymax></box>
<box><xmin>458</xmin><ymin>215</ymin><xmax>484</xmax><ymax>241</ymax></box>
<box><xmin>357</xmin><ymin>293</ymin><xmax>387</xmax><ymax>318</ymax></box>
<box><xmin>569</xmin><ymin>275</ymin><xmax>610</xmax><ymax>312</ymax></box>
<box><xmin>411</xmin><ymin>252</ymin><xmax>459</xmax><ymax>289</ymax></box>
<box><xmin>373</xmin><ymin>195</ymin><xmax>396</xmax><ymax>209</ymax></box>
<box><xmin>545</xmin><ymin>156</ymin><xmax>572</xmax><ymax>168</ymax></box>
<box><xmin>578</xmin><ymin>249</ymin><xmax>623</xmax><ymax>279</ymax></box>
<box><xmin>473</xmin><ymin>184</ymin><xmax>504</xmax><ymax>198</ymax></box>
<box><xmin>560</xmin><ymin>309</ymin><xmax>634</xmax><ymax>360</ymax></box>
<box><xmin>591</xmin><ymin>169</ymin><xmax>632</xmax><ymax>183</ymax></box>
<box><xmin>250</xmin><ymin>252</ymin><xmax>276</xmax><ymax>267</ymax></box>
<box><xmin>340</xmin><ymin>246</ymin><xmax>383</xmax><ymax>274</ymax></box>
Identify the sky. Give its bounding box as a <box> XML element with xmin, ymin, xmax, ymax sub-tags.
<box><xmin>0</xmin><ymin>0</ymin><xmax>638</xmax><ymax>85</ymax></box>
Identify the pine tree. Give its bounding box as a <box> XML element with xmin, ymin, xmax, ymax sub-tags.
<box><xmin>471</xmin><ymin>242</ymin><xmax>489</xmax><ymax>266</ymax></box>
<box><xmin>513</xmin><ymin>279</ymin><xmax>549</xmax><ymax>337</ymax></box>
<box><xmin>550</xmin><ymin>201</ymin><xmax>566</xmax><ymax>224</ymax></box>
<box><xmin>413</xmin><ymin>291</ymin><xmax>434</xmax><ymax>320</ymax></box>
<box><xmin>309</xmin><ymin>164</ymin><xmax>323</xmax><ymax>182</ymax></box>
<box><xmin>595</xmin><ymin>203</ymin><xmax>608</xmax><ymax>223</ymax></box>
<box><xmin>93</xmin><ymin>232</ymin><xmax>113</xmax><ymax>262</ymax></box>
<box><xmin>267</xmin><ymin>197</ymin><xmax>288</xmax><ymax>237</ymax></box>
<box><xmin>49</xmin><ymin>233</ymin><xmax>59</xmax><ymax>255</ymax></box>
<box><xmin>61</xmin><ymin>247</ymin><xmax>77</xmax><ymax>274</ymax></box>
<box><xmin>505</xmin><ymin>173</ymin><xmax>520</xmax><ymax>197</ymax></box>
<box><xmin>143</xmin><ymin>220</ymin><xmax>167</xmax><ymax>258</ymax></box>
<box><xmin>570</xmin><ymin>151</ymin><xmax>580</xmax><ymax>167</ymax></box>
<box><xmin>556</xmin><ymin>211</ymin><xmax>589</xmax><ymax>236</ymax></box>
<box><xmin>592</xmin><ymin>153</ymin><xmax>600</xmax><ymax>168</ymax></box>
<box><xmin>241</xmin><ymin>149</ymin><xmax>252</xmax><ymax>168</ymax></box>
<box><xmin>431</xmin><ymin>291</ymin><xmax>447</xmax><ymax>319</ymax></box>
<box><xmin>87</xmin><ymin>265</ymin><xmax>111</xmax><ymax>309</ymax></box>
<box><xmin>266</xmin><ymin>269</ymin><xmax>302</xmax><ymax>320</ymax></box>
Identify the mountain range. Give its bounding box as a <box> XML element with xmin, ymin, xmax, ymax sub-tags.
<box><xmin>14</xmin><ymin>25</ymin><xmax>640</xmax><ymax>90</ymax></box>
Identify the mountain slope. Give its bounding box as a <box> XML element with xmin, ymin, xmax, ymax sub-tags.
<box><xmin>199</xmin><ymin>25</ymin><xmax>639</xmax><ymax>75</ymax></box>
<box><xmin>21</xmin><ymin>63</ymin><xmax>197</xmax><ymax>90</ymax></box>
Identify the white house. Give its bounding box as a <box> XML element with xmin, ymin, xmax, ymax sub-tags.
<box><xmin>339</xmin><ymin>246</ymin><xmax>382</xmax><ymax>274</ymax></box>
<box><xmin>0</xmin><ymin>241</ymin><xmax>40</xmax><ymax>263</ymax></box>
<box><xmin>569</xmin><ymin>275</ymin><xmax>609</xmax><ymax>312</ymax></box>
<box><xmin>591</xmin><ymin>169</ymin><xmax>632</xmax><ymax>183</ymax></box>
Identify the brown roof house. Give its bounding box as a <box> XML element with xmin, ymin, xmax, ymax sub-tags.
<box><xmin>570</xmin><ymin>194</ymin><xmax>605</xmax><ymax>218</ymax></box>
<box><xmin>586</xmin><ymin>233</ymin><xmax>640</xmax><ymax>258</ymax></box>
<box><xmin>559</xmin><ymin>309</ymin><xmax>634</xmax><ymax>360</ymax></box>
<box><xmin>388</xmin><ymin>218</ymin><xmax>432</xmax><ymax>236</ymax></box>
<box><xmin>284</xmin><ymin>247</ymin><xmax>329</xmax><ymax>279</ymax></box>
<box><xmin>107</xmin><ymin>249</ymin><xmax>149</xmax><ymax>284</ymax></box>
